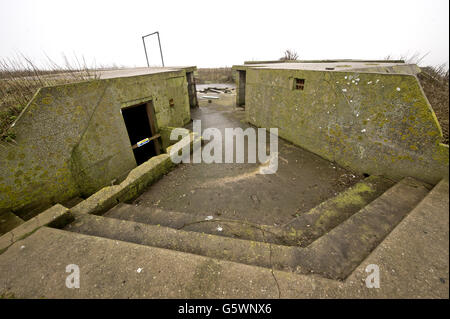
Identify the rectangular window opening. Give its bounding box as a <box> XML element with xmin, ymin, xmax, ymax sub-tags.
<box><xmin>294</xmin><ymin>78</ymin><xmax>305</xmax><ymax>90</ymax></box>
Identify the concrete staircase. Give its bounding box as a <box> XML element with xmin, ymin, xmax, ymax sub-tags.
<box><xmin>63</xmin><ymin>176</ymin><xmax>431</xmax><ymax>280</ymax></box>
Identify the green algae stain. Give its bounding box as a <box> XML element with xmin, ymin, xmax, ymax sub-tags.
<box><xmin>334</xmin><ymin>182</ymin><xmax>373</xmax><ymax>209</ymax></box>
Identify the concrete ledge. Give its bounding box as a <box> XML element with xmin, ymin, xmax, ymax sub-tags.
<box><xmin>0</xmin><ymin>212</ymin><xmax>24</xmax><ymax>236</ymax></box>
<box><xmin>71</xmin><ymin>154</ymin><xmax>174</xmax><ymax>215</ymax></box>
<box><xmin>0</xmin><ymin>204</ymin><xmax>71</xmax><ymax>253</ymax></box>
<box><xmin>70</xmin><ymin>133</ymin><xmax>200</xmax><ymax>216</ymax></box>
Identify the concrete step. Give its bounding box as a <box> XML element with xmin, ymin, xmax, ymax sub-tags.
<box><xmin>104</xmin><ymin>175</ymin><xmax>394</xmax><ymax>247</ymax></box>
<box><xmin>65</xmin><ymin>213</ymin><xmax>297</xmax><ymax>271</ymax></box>
<box><xmin>1</xmin><ymin>179</ymin><xmax>447</xmax><ymax>298</ymax></box>
<box><xmin>0</xmin><ymin>226</ymin><xmax>285</xmax><ymax>298</ymax></box>
<box><xmin>104</xmin><ymin>203</ymin><xmax>290</xmax><ymax>245</ymax></box>
<box><xmin>281</xmin><ymin>175</ymin><xmax>396</xmax><ymax>246</ymax></box>
<box><xmin>294</xmin><ymin>177</ymin><xmax>430</xmax><ymax>280</ymax></box>
<box><xmin>0</xmin><ymin>212</ymin><xmax>24</xmax><ymax>236</ymax></box>
<box><xmin>64</xmin><ymin>177</ymin><xmax>430</xmax><ymax>280</ymax></box>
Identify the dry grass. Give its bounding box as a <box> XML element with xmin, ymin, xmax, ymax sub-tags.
<box><xmin>195</xmin><ymin>68</ymin><xmax>233</xmax><ymax>84</ymax></box>
<box><xmin>385</xmin><ymin>53</ymin><xmax>449</xmax><ymax>143</ymax></box>
<box><xmin>0</xmin><ymin>55</ymin><xmax>100</xmax><ymax>141</ymax></box>
<box><xmin>279</xmin><ymin>49</ymin><xmax>299</xmax><ymax>61</ymax></box>
<box><xmin>418</xmin><ymin>65</ymin><xmax>449</xmax><ymax>144</ymax></box>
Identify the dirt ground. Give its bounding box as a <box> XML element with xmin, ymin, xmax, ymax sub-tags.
<box><xmin>132</xmin><ymin>87</ymin><xmax>362</xmax><ymax>226</ymax></box>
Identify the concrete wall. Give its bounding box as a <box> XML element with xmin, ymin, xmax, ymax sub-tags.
<box><xmin>241</xmin><ymin>67</ymin><xmax>448</xmax><ymax>184</ymax></box>
<box><xmin>0</xmin><ymin>69</ymin><xmax>192</xmax><ymax>215</ymax></box>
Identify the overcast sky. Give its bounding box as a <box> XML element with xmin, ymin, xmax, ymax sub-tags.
<box><xmin>0</xmin><ymin>0</ymin><xmax>448</xmax><ymax>68</ymax></box>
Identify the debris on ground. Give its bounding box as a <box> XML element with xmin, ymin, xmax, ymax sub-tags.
<box><xmin>197</xmin><ymin>87</ymin><xmax>234</xmax><ymax>94</ymax></box>
<box><xmin>200</xmin><ymin>95</ymin><xmax>219</xmax><ymax>100</ymax></box>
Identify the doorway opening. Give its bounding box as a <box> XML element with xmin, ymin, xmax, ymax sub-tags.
<box><xmin>121</xmin><ymin>101</ymin><xmax>162</xmax><ymax>165</ymax></box>
<box><xmin>237</xmin><ymin>70</ymin><xmax>246</xmax><ymax>106</ymax></box>
<box><xmin>186</xmin><ymin>71</ymin><xmax>199</xmax><ymax>108</ymax></box>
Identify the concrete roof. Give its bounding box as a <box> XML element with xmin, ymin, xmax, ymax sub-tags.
<box><xmin>97</xmin><ymin>66</ymin><xmax>196</xmax><ymax>79</ymax></box>
<box><xmin>234</xmin><ymin>61</ymin><xmax>420</xmax><ymax>74</ymax></box>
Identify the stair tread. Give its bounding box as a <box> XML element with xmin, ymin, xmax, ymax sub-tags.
<box><xmin>295</xmin><ymin>177</ymin><xmax>430</xmax><ymax>279</ymax></box>
<box><xmin>66</xmin><ymin>213</ymin><xmax>296</xmax><ymax>270</ymax></box>
<box><xmin>105</xmin><ymin>203</ymin><xmax>288</xmax><ymax>245</ymax></box>
<box><xmin>67</xmin><ymin>178</ymin><xmax>428</xmax><ymax>279</ymax></box>
<box><xmin>1</xmin><ymin>177</ymin><xmax>446</xmax><ymax>298</ymax></box>
<box><xmin>66</xmin><ymin>177</ymin><xmax>430</xmax><ymax>280</ymax></box>
<box><xmin>0</xmin><ymin>226</ymin><xmax>284</xmax><ymax>298</ymax></box>
<box><xmin>281</xmin><ymin>175</ymin><xmax>395</xmax><ymax>245</ymax></box>
<box><xmin>0</xmin><ymin>212</ymin><xmax>24</xmax><ymax>236</ymax></box>
<box><xmin>104</xmin><ymin>175</ymin><xmax>395</xmax><ymax>247</ymax></box>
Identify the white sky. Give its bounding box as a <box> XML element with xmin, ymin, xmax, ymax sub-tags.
<box><xmin>0</xmin><ymin>0</ymin><xmax>448</xmax><ymax>68</ymax></box>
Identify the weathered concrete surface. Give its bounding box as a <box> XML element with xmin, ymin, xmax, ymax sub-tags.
<box><xmin>282</xmin><ymin>175</ymin><xmax>395</xmax><ymax>246</ymax></box>
<box><xmin>0</xmin><ymin>212</ymin><xmax>23</xmax><ymax>236</ymax></box>
<box><xmin>66</xmin><ymin>177</ymin><xmax>430</xmax><ymax>280</ymax></box>
<box><xmin>104</xmin><ymin>175</ymin><xmax>394</xmax><ymax>246</ymax></box>
<box><xmin>0</xmin><ymin>204</ymin><xmax>71</xmax><ymax>252</ymax></box>
<box><xmin>96</xmin><ymin>67</ymin><xmax>197</xmax><ymax>79</ymax></box>
<box><xmin>233</xmin><ymin>65</ymin><xmax>448</xmax><ymax>185</ymax></box>
<box><xmin>277</xmin><ymin>178</ymin><xmax>449</xmax><ymax>298</ymax></box>
<box><xmin>105</xmin><ymin>203</ymin><xmax>290</xmax><ymax>245</ymax></box>
<box><xmin>70</xmin><ymin>132</ymin><xmax>200</xmax><ymax>216</ymax></box>
<box><xmin>70</xmin><ymin>154</ymin><xmax>174</xmax><ymax>216</ymax></box>
<box><xmin>0</xmin><ymin>179</ymin><xmax>447</xmax><ymax>300</ymax></box>
<box><xmin>0</xmin><ymin>67</ymin><xmax>194</xmax><ymax>216</ymax></box>
<box><xmin>65</xmin><ymin>213</ymin><xmax>297</xmax><ymax>270</ymax></box>
<box><xmin>0</xmin><ymin>179</ymin><xmax>446</xmax><ymax>298</ymax></box>
<box><xmin>133</xmin><ymin>103</ymin><xmax>364</xmax><ymax>226</ymax></box>
<box><xmin>237</xmin><ymin>61</ymin><xmax>420</xmax><ymax>74</ymax></box>
<box><xmin>341</xmin><ymin>178</ymin><xmax>448</xmax><ymax>298</ymax></box>
<box><xmin>295</xmin><ymin>177</ymin><xmax>430</xmax><ymax>279</ymax></box>
<box><xmin>0</xmin><ymin>227</ymin><xmax>285</xmax><ymax>298</ymax></box>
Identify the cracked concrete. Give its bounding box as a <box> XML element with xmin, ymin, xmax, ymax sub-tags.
<box><xmin>261</xmin><ymin>229</ymin><xmax>282</xmax><ymax>298</ymax></box>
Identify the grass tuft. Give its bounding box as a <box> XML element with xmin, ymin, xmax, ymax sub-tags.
<box><xmin>418</xmin><ymin>65</ymin><xmax>449</xmax><ymax>144</ymax></box>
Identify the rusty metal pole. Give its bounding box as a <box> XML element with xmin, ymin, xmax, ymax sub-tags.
<box><xmin>142</xmin><ymin>36</ymin><xmax>150</xmax><ymax>67</ymax></box>
<box><xmin>156</xmin><ymin>32</ymin><xmax>165</xmax><ymax>67</ymax></box>
<box><xmin>142</xmin><ymin>31</ymin><xmax>165</xmax><ymax>67</ymax></box>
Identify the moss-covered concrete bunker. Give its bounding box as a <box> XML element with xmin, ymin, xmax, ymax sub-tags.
<box><xmin>1</xmin><ymin>60</ymin><xmax>449</xmax><ymax>220</ymax></box>
<box><xmin>233</xmin><ymin>61</ymin><xmax>449</xmax><ymax>185</ymax></box>
<box><xmin>0</xmin><ymin>67</ymin><xmax>198</xmax><ymax>215</ymax></box>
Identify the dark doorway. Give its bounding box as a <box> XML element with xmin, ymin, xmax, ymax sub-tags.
<box><xmin>186</xmin><ymin>72</ymin><xmax>198</xmax><ymax>108</ymax></box>
<box><xmin>237</xmin><ymin>70</ymin><xmax>246</xmax><ymax>106</ymax></box>
<box><xmin>122</xmin><ymin>101</ymin><xmax>161</xmax><ymax>165</ymax></box>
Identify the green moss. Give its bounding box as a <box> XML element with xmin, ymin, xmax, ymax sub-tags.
<box><xmin>1</xmin><ymin>68</ymin><xmax>193</xmax><ymax>213</ymax></box>
<box><xmin>244</xmin><ymin>68</ymin><xmax>448</xmax><ymax>184</ymax></box>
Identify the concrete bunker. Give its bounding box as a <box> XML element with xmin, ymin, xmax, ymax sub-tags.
<box><xmin>232</xmin><ymin>60</ymin><xmax>449</xmax><ymax>184</ymax></box>
<box><xmin>0</xmin><ymin>66</ymin><xmax>197</xmax><ymax>218</ymax></box>
<box><xmin>0</xmin><ymin>59</ymin><xmax>448</xmax><ymax>298</ymax></box>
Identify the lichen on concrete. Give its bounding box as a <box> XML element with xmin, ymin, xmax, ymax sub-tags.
<box><xmin>234</xmin><ymin>65</ymin><xmax>448</xmax><ymax>184</ymax></box>
<box><xmin>0</xmin><ymin>68</ymin><xmax>194</xmax><ymax>216</ymax></box>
